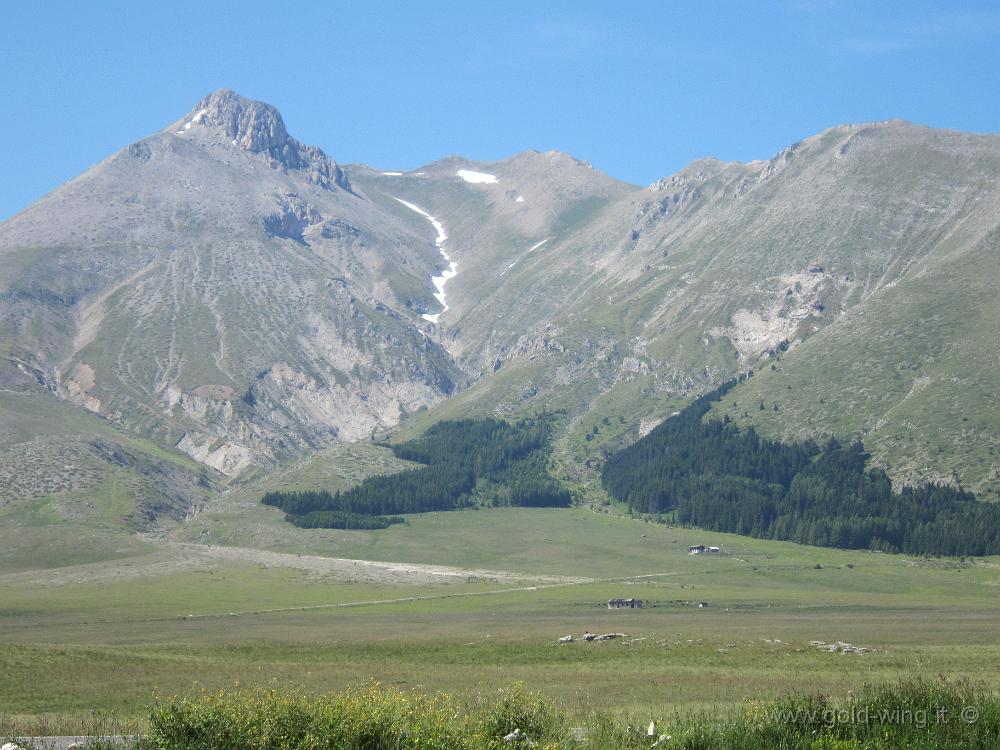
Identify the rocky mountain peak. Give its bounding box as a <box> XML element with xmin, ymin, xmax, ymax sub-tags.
<box><xmin>191</xmin><ymin>89</ymin><xmax>290</xmax><ymax>153</ymax></box>
<box><xmin>179</xmin><ymin>89</ymin><xmax>352</xmax><ymax>192</ymax></box>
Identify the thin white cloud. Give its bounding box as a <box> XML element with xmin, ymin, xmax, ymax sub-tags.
<box><xmin>785</xmin><ymin>0</ymin><xmax>844</xmax><ymax>13</ymax></box>
<box><xmin>519</xmin><ymin>18</ymin><xmax>608</xmax><ymax>59</ymax></box>
<box><xmin>503</xmin><ymin>16</ymin><xmax>711</xmax><ymax>67</ymax></box>
<box><xmin>834</xmin><ymin>8</ymin><xmax>1000</xmax><ymax>56</ymax></box>
<box><xmin>841</xmin><ymin>37</ymin><xmax>915</xmax><ymax>54</ymax></box>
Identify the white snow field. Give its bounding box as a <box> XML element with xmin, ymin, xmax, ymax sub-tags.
<box><xmin>394</xmin><ymin>198</ymin><xmax>457</xmax><ymax>324</ymax></box>
<box><xmin>456</xmin><ymin>169</ymin><xmax>499</xmax><ymax>184</ymax></box>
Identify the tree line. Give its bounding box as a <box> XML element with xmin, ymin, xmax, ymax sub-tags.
<box><xmin>284</xmin><ymin>510</ymin><xmax>405</xmax><ymax>530</ymax></box>
<box><xmin>263</xmin><ymin>417</ymin><xmax>571</xmax><ymax>529</ymax></box>
<box><xmin>602</xmin><ymin>378</ymin><xmax>1000</xmax><ymax>556</ymax></box>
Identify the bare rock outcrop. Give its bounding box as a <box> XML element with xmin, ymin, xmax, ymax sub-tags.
<box><xmin>183</xmin><ymin>89</ymin><xmax>352</xmax><ymax>191</ymax></box>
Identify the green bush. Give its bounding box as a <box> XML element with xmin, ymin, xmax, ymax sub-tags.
<box><xmin>149</xmin><ymin>683</ymin><xmax>468</xmax><ymax>750</ymax></box>
<box><xmin>660</xmin><ymin>678</ymin><xmax>1000</xmax><ymax>750</ymax></box>
<box><xmin>473</xmin><ymin>682</ymin><xmax>563</xmax><ymax>748</ymax></box>
<box><xmin>143</xmin><ymin>679</ymin><xmax>1000</xmax><ymax>750</ymax></box>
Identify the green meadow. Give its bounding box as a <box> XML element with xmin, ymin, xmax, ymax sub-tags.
<box><xmin>3</xmin><ymin>507</ymin><xmax>1000</xmax><ymax>734</ymax></box>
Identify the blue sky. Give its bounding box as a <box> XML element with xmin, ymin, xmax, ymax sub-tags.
<box><xmin>2</xmin><ymin>0</ymin><xmax>998</xmax><ymax>220</ymax></box>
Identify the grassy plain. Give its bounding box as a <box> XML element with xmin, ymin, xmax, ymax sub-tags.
<box><xmin>3</xmin><ymin>504</ymin><xmax>1000</xmax><ymax>734</ymax></box>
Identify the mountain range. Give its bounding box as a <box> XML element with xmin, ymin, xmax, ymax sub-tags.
<box><xmin>2</xmin><ymin>89</ymin><xmax>998</xmax><ymax>552</ymax></box>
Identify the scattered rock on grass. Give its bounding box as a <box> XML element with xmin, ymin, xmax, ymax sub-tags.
<box><xmin>594</xmin><ymin>632</ymin><xmax>627</xmax><ymax>641</ymax></box>
<box><xmin>810</xmin><ymin>640</ymin><xmax>869</xmax><ymax>654</ymax></box>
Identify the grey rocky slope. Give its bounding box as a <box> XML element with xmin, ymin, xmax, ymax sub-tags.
<box><xmin>349</xmin><ymin>150</ymin><xmax>636</xmax><ymax>366</ymax></box>
<box><xmin>0</xmin><ymin>90</ymin><xmax>464</xmax><ymax>479</ymax></box>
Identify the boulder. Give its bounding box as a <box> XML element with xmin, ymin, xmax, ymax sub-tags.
<box><xmin>594</xmin><ymin>632</ymin><xmax>627</xmax><ymax>641</ymax></box>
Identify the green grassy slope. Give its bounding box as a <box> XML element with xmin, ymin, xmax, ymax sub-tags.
<box><xmin>164</xmin><ymin>442</ymin><xmax>419</xmax><ymax>552</ymax></box>
<box><xmin>713</xmin><ymin>228</ymin><xmax>1000</xmax><ymax>498</ymax></box>
<box><xmin>0</xmin><ymin>388</ymin><xmax>213</xmax><ymax>570</ymax></box>
<box><xmin>381</xmin><ymin>123</ymin><xmax>1000</xmax><ymax>496</ymax></box>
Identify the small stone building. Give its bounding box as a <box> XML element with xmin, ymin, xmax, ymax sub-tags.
<box><xmin>607</xmin><ymin>598</ymin><xmax>644</xmax><ymax>609</ymax></box>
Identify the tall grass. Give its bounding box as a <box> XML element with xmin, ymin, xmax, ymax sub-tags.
<box><xmin>147</xmin><ymin>682</ymin><xmax>563</xmax><ymax>750</ymax></box>
<box><xmin>5</xmin><ymin>679</ymin><xmax>999</xmax><ymax>750</ymax></box>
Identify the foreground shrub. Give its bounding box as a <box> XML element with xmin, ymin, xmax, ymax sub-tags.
<box><xmin>473</xmin><ymin>682</ymin><xmax>563</xmax><ymax>749</ymax></box>
<box><xmin>667</xmin><ymin>678</ymin><xmax>1000</xmax><ymax>750</ymax></box>
<box><xmin>145</xmin><ymin>678</ymin><xmax>1000</xmax><ymax>750</ymax></box>
<box><xmin>149</xmin><ymin>683</ymin><xmax>468</xmax><ymax>750</ymax></box>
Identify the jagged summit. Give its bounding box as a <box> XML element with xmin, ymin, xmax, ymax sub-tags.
<box><xmin>185</xmin><ymin>89</ymin><xmax>289</xmax><ymax>153</ymax></box>
<box><xmin>175</xmin><ymin>89</ymin><xmax>352</xmax><ymax>191</ymax></box>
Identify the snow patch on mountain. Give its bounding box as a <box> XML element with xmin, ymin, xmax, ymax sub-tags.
<box><xmin>177</xmin><ymin>108</ymin><xmax>209</xmax><ymax>134</ymax></box>
<box><xmin>394</xmin><ymin>198</ymin><xmax>457</xmax><ymax>324</ymax></box>
<box><xmin>457</xmin><ymin>169</ymin><xmax>499</xmax><ymax>184</ymax></box>
<box><xmin>499</xmin><ymin>238</ymin><xmax>550</xmax><ymax>277</ymax></box>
